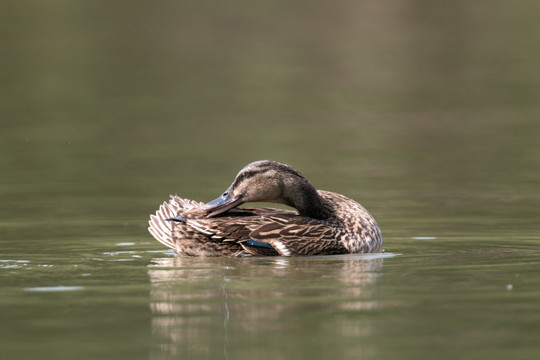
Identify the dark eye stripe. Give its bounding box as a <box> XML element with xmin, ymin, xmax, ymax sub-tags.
<box><xmin>232</xmin><ymin>170</ymin><xmax>263</xmax><ymax>188</ymax></box>
<box><xmin>231</xmin><ymin>161</ymin><xmax>304</xmax><ymax>189</ymax></box>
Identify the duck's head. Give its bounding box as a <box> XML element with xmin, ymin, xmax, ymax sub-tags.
<box><xmin>202</xmin><ymin>160</ymin><xmax>331</xmax><ymax>219</ymax></box>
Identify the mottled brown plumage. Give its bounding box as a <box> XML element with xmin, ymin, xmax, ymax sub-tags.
<box><xmin>148</xmin><ymin>160</ymin><xmax>382</xmax><ymax>257</ymax></box>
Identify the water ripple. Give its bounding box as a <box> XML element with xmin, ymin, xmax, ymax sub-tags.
<box><xmin>24</xmin><ymin>286</ymin><xmax>84</xmax><ymax>292</ymax></box>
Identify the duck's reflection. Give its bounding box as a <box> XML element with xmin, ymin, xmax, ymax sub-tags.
<box><xmin>148</xmin><ymin>255</ymin><xmax>385</xmax><ymax>360</ymax></box>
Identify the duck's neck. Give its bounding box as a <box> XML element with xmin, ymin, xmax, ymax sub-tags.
<box><xmin>284</xmin><ymin>180</ymin><xmax>333</xmax><ymax>220</ymax></box>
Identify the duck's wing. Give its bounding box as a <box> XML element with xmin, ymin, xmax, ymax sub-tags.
<box><xmin>248</xmin><ymin>213</ymin><xmax>349</xmax><ymax>256</ymax></box>
<box><xmin>185</xmin><ymin>208</ymin><xmax>348</xmax><ymax>256</ymax></box>
<box><xmin>182</xmin><ymin>208</ymin><xmax>260</xmax><ymax>239</ymax></box>
<box><xmin>149</xmin><ymin>196</ymin><xmax>206</xmax><ymax>249</ymax></box>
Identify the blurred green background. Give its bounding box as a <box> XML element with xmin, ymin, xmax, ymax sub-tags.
<box><xmin>3</xmin><ymin>0</ymin><xmax>539</xmax><ymax>225</ymax></box>
<box><xmin>2</xmin><ymin>1</ymin><xmax>540</xmax><ymax>359</ymax></box>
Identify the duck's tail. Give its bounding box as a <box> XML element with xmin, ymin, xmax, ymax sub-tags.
<box><xmin>148</xmin><ymin>195</ymin><xmax>204</xmax><ymax>250</ymax></box>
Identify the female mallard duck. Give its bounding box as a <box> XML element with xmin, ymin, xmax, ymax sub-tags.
<box><xmin>148</xmin><ymin>160</ymin><xmax>382</xmax><ymax>257</ymax></box>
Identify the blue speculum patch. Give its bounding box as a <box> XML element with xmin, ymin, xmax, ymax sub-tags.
<box><xmin>245</xmin><ymin>239</ymin><xmax>273</xmax><ymax>248</ymax></box>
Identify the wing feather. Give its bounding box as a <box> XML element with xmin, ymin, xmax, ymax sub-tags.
<box><xmin>157</xmin><ymin>204</ymin><xmax>348</xmax><ymax>257</ymax></box>
<box><xmin>248</xmin><ymin>213</ymin><xmax>348</xmax><ymax>256</ymax></box>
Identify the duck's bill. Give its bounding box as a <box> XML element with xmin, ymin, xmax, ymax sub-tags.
<box><xmin>202</xmin><ymin>193</ymin><xmax>244</xmax><ymax>218</ymax></box>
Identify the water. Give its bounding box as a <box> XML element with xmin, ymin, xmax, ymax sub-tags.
<box><xmin>2</xmin><ymin>1</ymin><xmax>540</xmax><ymax>359</ymax></box>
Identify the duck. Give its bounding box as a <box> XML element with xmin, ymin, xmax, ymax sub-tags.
<box><xmin>148</xmin><ymin>160</ymin><xmax>382</xmax><ymax>257</ymax></box>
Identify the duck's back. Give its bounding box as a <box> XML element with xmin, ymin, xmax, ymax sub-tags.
<box><xmin>318</xmin><ymin>190</ymin><xmax>383</xmax><ymax>253</ymax></box>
